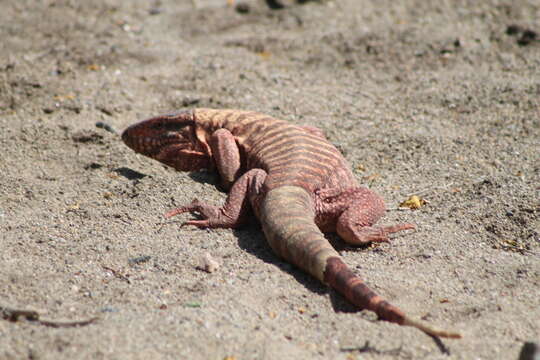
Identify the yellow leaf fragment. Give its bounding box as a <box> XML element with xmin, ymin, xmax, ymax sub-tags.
<box><xmin>355</xmin><ymin>164</ymin><xmax>366</xmax><ymax>172</ymax></box>
<box><xmin>66</xmin><ymin>203</ymin><xmax>80</xmax><ymax>211</ymax></box>
<box><xmin>54</xmin><ymin>94</ymin><xmax>76</xmax><ymax>101</ymax></box>
<box><xmin>399</xmin><ymin>195</ymin><xmax>427</xmax><ymax>209</ymax></box>
<box><xmin>504</xmin><ymin>239</ymin><xmax>518</xmax><ymax>247</ymax></box>
<box><xmin>257</xmin><ymin>51</ymin><xmax>271</xmax><ymax>59</ymax></box>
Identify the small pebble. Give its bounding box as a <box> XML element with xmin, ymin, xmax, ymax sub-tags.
<box><xmin>128</xmin><ymin>255</ymin><xmax>152</xmax><ymax>265</ymax></box>
<box><xmin>199</xmin><ymin>253</ymin><xmax>219</xmax><ymax>273</ymax></box>
<box><xmin>235</xmin><ymin>2</ymin><xmax>250</xmax><ymax>14</ymax></box>
<box><xmin>95</xmin><ymin>121</ymin><xmax>117</xmax><ymax>134</ymax></box>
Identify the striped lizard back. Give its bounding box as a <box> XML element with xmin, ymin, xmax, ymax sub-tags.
<box><xmin>194</xmin><ymin>108</ymin><xmax>356</xmax><ymax>192</ymax></box>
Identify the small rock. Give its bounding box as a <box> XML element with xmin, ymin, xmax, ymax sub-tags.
<box><xmin>518</xmin><ymin>29</ymin><xmax>537</xmax><ymax>46</ymax></box>
<box><xmin>235</xmin><ymin>2</ymin><xmax>250</xmax><ymax>13</ymax></box>
<box><xmin>518</xmin><ymin>342</ymin><xmax>539</xmax><ymax>360</ymax></box>
<box><xmin>95</xmin><ymin>121</ymin><xmax>117</xmax><ymax>134</ymax></box>
<box><xmin>265</xmin><ymin>0</ymin><xmax>284</xmax><ymax>10</ymax></box>
<box><xmin>128</xmin><ymin>255</ymin><xmax>152</xmax><ymax>265</ymax></box>
<box><xmin>198</xmin><ymin>253</ymin><xmax>219</xmax><ymax>273</ymax></box>
<box><xmin>506</xmin><ymin>24</ymin><xmax>523</xmax><ymax>36</ymax></box>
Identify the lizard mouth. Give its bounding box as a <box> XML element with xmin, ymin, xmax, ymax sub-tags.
<box><xmin>122</xmin><ymin>129</ymin><xmax>192</xmax><ymax>157</ymax></box>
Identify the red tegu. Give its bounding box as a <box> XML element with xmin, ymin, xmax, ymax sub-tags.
<box><xmin>121</xmin><ymin>108</ymin><xmax>461</xmax><ymax>339</ymax></box>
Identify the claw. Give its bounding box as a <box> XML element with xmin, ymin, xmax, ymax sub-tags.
<box><xmin>164</xmin><ymin>199</ymin><xmax>202</xmax><ymax>218</ymax></box>
<box><xmin>164</xmin><ymin>207</ymin><xmax>189</xmax><ymax>218</ymax></box>
<box><xmin>163</xmin><ymin>196</ymin><xmax>241</xmax><ymax>229</ymax></box>
<box><xmin>370</xmin><ymin>223</ymin><xmax>416</xmax><ymax>243</ymax></box>
<box><xmin>361</xmin><ymin>229</ymin><xmax>392</xmax><ymax>243</ymax></box>
<box><xmin>374</xmin><ymin>236</ymin><xmax>391</xmax><ymax>244</ymax></box>
<box><xmin>384</xmin><ymin>223</ymin><xmax>416</xmax><ymax>234</ymax></box>
<box><xmin>338</xmin><ymin>222</ymin><xmax>416</xmax><ymax>245</ymax></box>
<box><xmin>182</xmin><ymin>219</ymin><xmax>210</xmax><ymax>228</ymax></box>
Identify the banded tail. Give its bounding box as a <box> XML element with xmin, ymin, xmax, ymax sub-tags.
<box><xmin>259</xmin><ymin>186</ymin><xmax>461</xmax><ymax>339</ymax></box>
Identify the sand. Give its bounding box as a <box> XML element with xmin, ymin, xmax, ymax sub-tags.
<box><xmin>1</xmin><ymin>0</ymin><xmax>538</xmax><ymax>359</ymax></box>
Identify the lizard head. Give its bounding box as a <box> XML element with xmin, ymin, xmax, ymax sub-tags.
<box><xmin>122</xmin><ymin>110</ymin><xmax>212</xmax><ymax>171</ymax></box>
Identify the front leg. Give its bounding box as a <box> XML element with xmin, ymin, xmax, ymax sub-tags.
<box><xmin>165</xmin><ymin>169</ymin><xmax>267</xmax><ymax>228</ymax></box>
<box><xmin>210</xmin><ymin>128</ymin><xmax>242</xmax><ymax>190</ymax></box>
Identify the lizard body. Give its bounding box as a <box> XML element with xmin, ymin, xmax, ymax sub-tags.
<box><xmin>122</xmin><ymin>108</ymin><xmax>461</xmax><ymax>338</ymax></box>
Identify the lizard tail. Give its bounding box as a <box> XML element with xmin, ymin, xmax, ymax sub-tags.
<box><xmin>260</xmin><ymin>186</ymin><xmax>461</xmax><ymax>339</ymax></box>
<box><xmin>324</xmin><ymin>256</ymin><xmax>462</xmax><ymax>339</ymax></box>
<box><xmin>259</xmin><ymin>186</ymin><xmax>342</xmax><ymax>283</ymax></box>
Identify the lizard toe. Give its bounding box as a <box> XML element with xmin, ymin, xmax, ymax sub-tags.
<box><xmin>384</xmin><ymin>223</ymin><xmax>416</xmax><ymax>234</ymax></box>
<box><xmin>182</xmin><ymin>219</ymin><xmax>210</xmax><ymax>228</ymax></box>
<box><xmin>164</xmin><ymin>207</ymin><xmax>190</xmax><ymax>218</ymax></box>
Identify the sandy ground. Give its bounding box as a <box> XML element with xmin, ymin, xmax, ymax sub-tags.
<box><xmin>1</xmin><ymin>0</ymin><xmax>539</xmax><ymax>359</ymax></box>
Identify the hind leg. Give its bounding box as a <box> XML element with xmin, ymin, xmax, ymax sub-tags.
<box><xmin>337</xmin><ymin>207</ymin><xmax>415</xmax><ymax>245</ymax></box>
<box><xmin>316</xmin><ymin>187</ymin><xmax>414</xmax><ymax>245</ymax></box>
<box><xmin>337</xmin><ymin>188</ymin><xmax>414</xmax><ymax>244</ymax></box>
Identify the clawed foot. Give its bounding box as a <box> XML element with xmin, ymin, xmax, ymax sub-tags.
<box><xmin>362</xmin><ymin>223</ymin><xmax>416</xmax><ymax>243</ymax></box>
<box><xmin>164</xmin><ymin>198</ymin><xmax>244</xmax><ymax>229</ymax></box>
<box><xmin>338</xmin><ymin>222</ymin><xmax>416</xmax><ymax>245</ymax></box>
<box><xmin>164</xmin><ymin>199</ymin><xmax>220</xmax><ymax>228</ymax></box>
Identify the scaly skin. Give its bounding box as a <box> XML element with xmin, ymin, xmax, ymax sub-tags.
<box><xmin>122</xmin><ymin>108</ymin><xmax>461</xmax><ymax>339</ymax></box>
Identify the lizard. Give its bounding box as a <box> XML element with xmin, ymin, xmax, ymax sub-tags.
<box><xmin>121</xmin><ymin>108</ymin><xmax>461</xmax><ymax>339</ymax></box>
